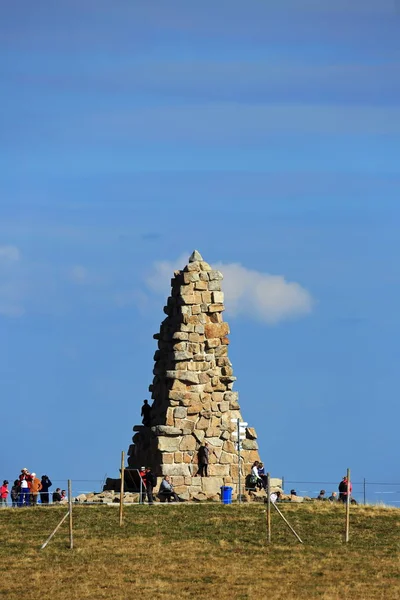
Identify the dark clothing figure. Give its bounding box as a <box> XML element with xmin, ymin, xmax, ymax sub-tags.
<box><xmin>11</xmin><ymin>481</ymin><xmax>20</xmax><ymax>507</ymax></box>
<box><xmin>338</xmin><ymin>477</ymin><xmax>352</xmax><ymax>503</ymax></box>
<box><xmin>196</xmin><ymin>443</ymin><xmax>210</xmax><ymax>477</ymax></box>
<box><xmin>317</xmin><ymin>490</ymin><xmax>326</xmax><ymax>501</ymax></box>
<box><xmin>52</xmin><ymin>489</ymin><xmax>62</xmax><ymax>503</ymax></box>
<box><xmin>257</xmin><ymin>464</ymin><xmax>268</xmax><ymax>490</ymax></box>
<box><xmin>141</xmin><ymin>400</ymin><xmax>152</xmax><ymax>427</ymax></box>
<box><xmin>40</xmin><ymin>476</ymin><xmax>52</xmax><ymax>504</ymax></box>
<box><xmin>139</xmin><ymin>468</ymin><xmax>147</xmax><ymax>503</ymax></box>
<box><xmin>144</xmin><ymin>469</ymin><xmax>156</xmax><ymax>505</ymax></box>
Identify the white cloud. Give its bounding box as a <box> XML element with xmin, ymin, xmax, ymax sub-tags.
<box><xmin>69</xmin><ymin>265</ymin><xmax>88</xmax><ymax>283</ymax></box>
<box><xmin>145</xmin><ymin>254</ymin><xmax>188</xmax><ymax>295</ymax></box>
<box><xmin>214</xmin><ymin>262</ymin><xmax>313</xmax><ymax>324</ymax></box>
<box><xmin>0</xmin><ymin>245</ymin><xmax>20</xmax><ymax>262</ymax></box>
<box><xmin>145</xmin><ymin>254</ymin><xmax>313</xmax><ymax>324</ymax></box>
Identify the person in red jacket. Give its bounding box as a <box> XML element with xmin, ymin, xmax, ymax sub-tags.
<box><xmin>0</xmin><ymin>481</ymin><xmax>9</xmax><ymax>507</ymax></box>
<box><xmin>18</xmin><ymin>468</ymin><xmax>33</xmax><ymax>507</ymax></box>
<box><xmin>139</xmin><ymin>467</ymin><xmax>147</xmax><ymax>504</ymax></box>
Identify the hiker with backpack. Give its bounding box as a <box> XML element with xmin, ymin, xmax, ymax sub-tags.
<box><xmin>144</xmin><ymin>467</ymin><xmax>156</xmax><ymax>505</ymax></box>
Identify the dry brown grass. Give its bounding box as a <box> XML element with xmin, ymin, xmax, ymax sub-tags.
<box><xmin>1</xmin><ymin>502</ymin><xmax>399</xmax><ymax>600</ymax></box>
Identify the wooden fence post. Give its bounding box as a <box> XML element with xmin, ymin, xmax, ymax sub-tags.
<box><xmin>266</xmin><ymin>472</ymin><xmax>271</xmax><ymax>544</ymax></box>
<box><xmin>119</xmin><ymin>451</ymin><xmax>125</xmax><ymax>527</ymax></box>
<box><xmin>68</xmin><ymin>479</ymin><xmax>73</xmax><ymax>549</ymax></box>
<box><xmin>345</xmin><ymin>468</ymin><xmax>351</xmax><ymax>543</ymax></box>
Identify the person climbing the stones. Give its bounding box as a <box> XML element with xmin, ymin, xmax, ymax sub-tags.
<box><xmin>141</xmin><ymin>399</ymin><xmax>152</xmax><ymax>427</ymax></box>
<box><xmin>196</xmin><ymin>441</ymin><xmax>211</xmax><ymax>477</ymax></box>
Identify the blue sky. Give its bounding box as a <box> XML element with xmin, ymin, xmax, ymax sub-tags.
<box><xmin>1</xmin><ymin>1</ymin><xmax>399</xmax><ymax>499</ymax></box>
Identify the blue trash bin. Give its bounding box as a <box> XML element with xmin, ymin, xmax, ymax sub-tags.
<box><xmin>221</xmin><ymin>486</ymin><xmax>233</xmax><ymax>505</ymax></box>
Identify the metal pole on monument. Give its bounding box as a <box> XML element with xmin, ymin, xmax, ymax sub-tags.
<box><xmin>232</xmin><ymin>418</ymin><xmax>248</xmax><ymax>504</ymax></box>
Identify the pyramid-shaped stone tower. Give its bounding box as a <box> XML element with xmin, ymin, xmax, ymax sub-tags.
<box><xmin>127</xmin><ymin>251</ymin><xmax>261</xmax><ymax>500</ymax></box>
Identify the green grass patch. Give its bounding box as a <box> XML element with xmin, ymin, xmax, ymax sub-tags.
<box><xmin>0</xmin><ymin>503</ymin><xmax>399</xmax><ymax>599</ymax></box>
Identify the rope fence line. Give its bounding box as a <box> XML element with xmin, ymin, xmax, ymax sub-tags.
<box><xmin>2</xmin><ymin>477</ymin><xmax>399</xmax><ymax>507</ymax></box>
<box><xmin>282</xmin><ymin>479</ymin><xmax>400</xmax><ymax>506</ymax></box>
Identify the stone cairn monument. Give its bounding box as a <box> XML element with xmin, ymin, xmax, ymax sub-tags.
<box><xmin>127</xmin><ymin>250</ymin><xmax>261</xmax><ymax>501</ymax></box>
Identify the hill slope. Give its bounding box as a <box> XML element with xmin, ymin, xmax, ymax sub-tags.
<box><xmin>1</xmin><ymin>503</ymin><xmax>399</xmax><ymax>599</ymax></box>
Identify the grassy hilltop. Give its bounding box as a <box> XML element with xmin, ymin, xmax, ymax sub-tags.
<box><xmin>1</xmin><ymin>502</ymin><xmax>399</xmax><ymax>600</ymax></box>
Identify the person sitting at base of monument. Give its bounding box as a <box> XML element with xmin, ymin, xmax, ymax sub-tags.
<box><xmin>158</xmin><ymin>476</ymin><xmax>184</xmax><ymax>503</ymax></box>
<box><xmin>269</xmin><ymin>490</ymin><xmax>281</xmax><ymax>504</ymax></box>
<box><xmin>52</xmin><ymin>488</ymin><xmax>62</xmax><ymax>503</ymax></box>
<box><xmin>257</xmin><ymin>462</ymin><xmax>268</xmax><ymax>490</ymax></box>
<box><xmin>250</xmin><ymin>461</ymin><xmax>263</xmax><ymax>490</ymax></box>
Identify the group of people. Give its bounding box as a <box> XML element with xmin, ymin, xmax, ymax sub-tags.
<box><xmin>315</xmin><ymin>476</ymin><xmax>356</xmax><ymax>503</ymax></box>
<box><xmin>248</xmin><ymin>463</ymin><xmax>357</xmax><ymax>505</ymax></box>
<box><xmin>0</xmin><ymin>468</ymin><xmax>66</xmax><ymax>507</ymax></box>
<box><xmin>138</xmin><ymin>466</ymin><xmax>185</xmax><ymax>504</ymax></box>
<box><xmin>250</xmin><ymin>460</ymin><xmax>269</xmax><ymax>489</ymax></box>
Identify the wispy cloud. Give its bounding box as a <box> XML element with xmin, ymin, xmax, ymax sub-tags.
<box><xmin>0</xmin><ymin>245</ymin><xmax>20</xmax><ymax>262</ymax></box>
<box><xmin>11</xmin><ymin>62</ymin><xmax>399</xmax><ymax>107</ymax></box>
<box><xmin>145</xmin><ymin>254</ymin><xmax>313</xmax><ymax>324</ymax></box>
<box><xmin>0</xmin><ymin>245</ymin><xmax>24</xmax><ymax>317</ymax></box>
<box><xmin>87</xmin><ymin>104</ymin><xmax>400</xmax><ymax>146</ymax></box>
<box><xmin>214</xmin><ymin>262</ymin><xmax>313</xmax><ymax>324</ymax></box>
<box><xmin>68</xmin><ymin>265</ymin><xmax>88</xmax><ymax>284</ymax></box>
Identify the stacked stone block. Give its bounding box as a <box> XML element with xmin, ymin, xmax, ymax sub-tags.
<box><xmin>127</xmin><ymin>250</ymin><xmax>260</xmax><ymax>499</ymax></box>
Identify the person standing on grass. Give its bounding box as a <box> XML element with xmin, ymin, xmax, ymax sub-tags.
<box><xmin>30</xmin><ymin>473</ymin><xmax>42</xmax><ymax>505</ymax></box>
<box><xmin>139</xmin><ymin>467</ymin><xmax>147</xmax><ymax>503</ymax></box>
<box><xmin>40</xmin><ymin>475</ymin><xmax>52</xmax><ymax>504</ymax></box>
<box><xmin>144</xmin><ymin>467</ymin><xmax>156</xmax><ymax>505</ymax></box>
<box><xmin>0</xmin><ymin>481</ymin><xmax>9</xmax><ymax>507</ymax></box>
<box><xmin>18</xmin><ymin>468</ymin><xmax>32</xmax><ymax>507</ymax></box>
<box><xmin>196</xmin><ymin>442</ymin><xmax>210</xmax><ymax>477</ymax></box>
<box><xmin>338</xmin><ymin>476</ymin><xmax>352</xmax><ymax>503</ymax></box>
<box><xmin>11</xmin><ymin>480</ymin><xmax>20</xmax><ymax>507</ymax></box>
